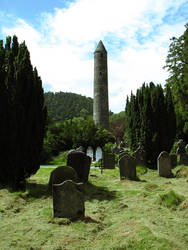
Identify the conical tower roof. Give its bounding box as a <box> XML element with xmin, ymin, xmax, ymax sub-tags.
<box><xmin>94</xmin><ymin>40</ymin><xmax>107</xmax><ymax>53</ymax></box>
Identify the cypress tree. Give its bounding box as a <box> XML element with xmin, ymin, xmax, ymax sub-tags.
<box><xmin>125</xmin><ymin>82</ymin><xmax>176</xmax><ymax>168</ymax></box>
<box><xmin>0</xmin><ymin>35</ymin><xmax>47</xmax><ymax>188</ymax></box>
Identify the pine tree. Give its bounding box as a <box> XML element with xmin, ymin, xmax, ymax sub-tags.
<box><xmin>0</xmin><ymin>36</ymin><xmax>47</xmax><ymax>188</ymax></box>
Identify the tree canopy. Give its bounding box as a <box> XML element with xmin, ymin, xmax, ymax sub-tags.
<box><xmin>164</xmin><ymin>23</ymin><xmax>188</xmax><ymax>141</ymax></box>
<box><xmin>41</xmin><ymin>117</ymin><xmax>115</xmax><ymax>164</ymax></box>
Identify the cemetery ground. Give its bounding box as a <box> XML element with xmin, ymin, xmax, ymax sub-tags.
<box><xmin>1</xmin><ymin>165</ymin><xmax>188</xmax><ymax>249</ymax></box>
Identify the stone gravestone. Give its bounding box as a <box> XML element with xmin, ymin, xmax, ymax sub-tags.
<box><xmin>96</xmin><ymin>146</ymin><xmax>103</xmax><ymax>162</ymax></box>
<box><xmin>133</xmin><ymin>143</ymin><xmax>146</xmax><ymax>167</ymax></box>
<box><xmin>67</xmin><ymin>151</ymin><xmax>91</xmax><ymax>183</ymax></box>
<box><xmin>176</xmin><ymin>139</ymin><xmax>188</xmax><ymax>165</ymax></box>
<box><xmin>76</xmin><ymin>146</ymin><xmax>85</xmax><ymax>152</ymax></box>
<box><xmin>102</xmin><ymin>153</ymin><xmax>115</xmax><ymax>169</ymax></box>
<box><xmin>177</xmin><ymin>139</ymin><xmax>186</xmax><ymax>154</ymax></box>
<box><xmin>169</xmin><ymin>153</ymin><xmax>177</xmax><ymax>168</ymax></box>
<box><xmin>157</xmin><ymin>151</ymin><xmax>172</xmax><ymax>177</ymax></box>
<box><xmin>86</xmin><ymin>146</ymin><xmax>94</xmax><ymax>162</ymax></box>
<box><xmin>48</xmin><ymin>166</ymin><xmax>78</xmax><ymax>194</ymax></box>
<box><xmin>83</xmin><ymin>155</ymin><xmax>92</xmax><ymax>183</ymax></box>
<box><xmin>119</xmin><ymin>153</ymin><xmax>136</xmax><ymax>180</ymax></box>
<box><xmin>118</xmin><ymin>151</ymin><xmax>129</xmax><ymax>162</ymax></box>
<box><xmin>53</xmin><ymin>180</ymin><xmax>85</xmax><ymax>218</ymax></box>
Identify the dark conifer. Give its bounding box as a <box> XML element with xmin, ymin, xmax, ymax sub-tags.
<box><xmin>0</xmin><ymin>36</ymin><xmax>47</xmax><ymax>188</ymax></box>
<box><xmin>125</xmin><ymin>82</ymin><xmax>176</xmax><ymax>168</ymax></box>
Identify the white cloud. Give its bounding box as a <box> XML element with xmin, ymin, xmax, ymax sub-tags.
<box><xmin>1</xmin><ymin>0</ymin><xmax>187</xmax><ymax>113</ymax></box>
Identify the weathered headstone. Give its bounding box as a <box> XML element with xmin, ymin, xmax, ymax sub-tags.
<box><xmin>76</xmin><ymin>146</ymin><xmax>85</xmax><ymax>152</ymax></box>
<box><xmin>118</xmin><ymin>151</ymin><xmax>129</xmax><ymax>162</ymax></box>
<box><xmin>96</xmin><ymin>146</ymin><xmax>103</xmax><ymax>162</ymax></box>
<box><xmin>157</xmin><ymin>151</ymin><xmax>172</xmax><ymax>177</ymax></box>
<box><xmin>133</xmin><ymin>143</ymin><xmax>146</xmax><ymax>167</ymax></box>
<box><xmin>169</xmin><ymin>153</ymin><xmax>177</xmax><ymax>168</ymax></box>
<box><xmin>176</xmin><ymin>139</ymin><xmax>188</xmax><ymax>165</ymax></box>
<box><xmin>177</xmin><ymin>139</ymin><xmax>186</xmax><ymax>154</ymax></box>
<box><xmin>67</xmin><ymin>151</ymin><xmax>91</xmax><ymax>182</ymax></box>
<box><xmin>86</xmin><ymin>146</ymin><xmax>94</xmax><ymax>162</ymax></box>
<box><xmin>53</xmin><ymin>180</ymin><xmax>85</xmax><ymax>218</ymax></box>
<box><xmin>102</xmin><ymin>153</ymin><xmax>115</xmax><ymax>169</ymax></box>
<box><xmin>48</xmin><ymin>166</ymin><xmax>78</xmax><ymax>194</ymax></box>
<box><xmin>83</xmin><ymin>155</ymin><xmax>92</xmax><ymax>182</ymax></box>
<box><xmin>119</xmin><ymin>153</ymin><xmax>136</xmax><ymax>180</ymax></box>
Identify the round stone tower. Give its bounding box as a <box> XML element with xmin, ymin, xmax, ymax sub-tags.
<box><xmin>93</xmin><ymin>40</ymin><xmax>109</xmax><ymax>130</ymax></box>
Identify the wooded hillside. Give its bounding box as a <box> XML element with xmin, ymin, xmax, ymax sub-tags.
<box><xmin>44</xmin><ymin>91</ymin><xmax>93</xmax><ymax>122</ymax></box>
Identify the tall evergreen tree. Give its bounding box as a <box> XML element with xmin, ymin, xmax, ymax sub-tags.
<box><xmin>125</xmin><ymin>83</ymin><xmax>176</xmax><ymax>168</ymax></box>
<box><xmin>164</xmin><ymin>23</ymin><xmax>188</xmax><ymax>141</ymax></box>
<box><xmin>0</xmin><ymin>36</ymin><xmax>47</xmax><ymax>188</ymax></box>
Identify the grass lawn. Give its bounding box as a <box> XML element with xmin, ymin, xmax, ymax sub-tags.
<box><xmin>0</xmin><ymin>165</ymin><xmax>188</xmax><ymax>249</ymax></box>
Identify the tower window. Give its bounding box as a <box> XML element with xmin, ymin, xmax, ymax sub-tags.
<box><xmin>101</xmin><ymin>53</ymin><xmax>103</xmax><ymax>58</ymax></box>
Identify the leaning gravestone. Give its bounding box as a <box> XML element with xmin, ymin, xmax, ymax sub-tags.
<box><xmin>67</xmin><ymin>151</ymin><xmax>91</xmax><ymax>183</ymax></box>
<box><xmin>96</xmin><ymin>146</ymin><xmax>103</xmax><ymax>162</ymax></box>
<box><xmin>157</xmin><ymin>151</ymin><xmax>172</xmax><ymax>177</ymax></box>
<box><xmin>119</xmin><ymin>153</ymin><xmax>136</xmax><ymax>180</ymax></box>
<box><xmin>53</xmin><ymin>180</ymin><xmax>85</xmax><ymax>218</ymax></box>
<box><xmin>102</xmin><ymin>153</ymin><xmax>115</xmax><ymax>169</ymax></box>
<box><xmin>48</xmin><ymin>166</ymin><xmax>78</xmax><ymax>194</ymax></box>
<box><xmin>86</xmin><ymin>146</ymin><xmax>94</xmax><ymax>162</ymax></box>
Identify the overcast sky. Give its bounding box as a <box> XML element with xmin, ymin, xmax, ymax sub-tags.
<box><xmin>0</xmin><ymin>0</ymin><xmax>187</xmax><ymax>113</ymax></box>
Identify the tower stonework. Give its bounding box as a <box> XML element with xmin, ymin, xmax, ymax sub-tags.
<box><xmin>93</xmin><ymin>40</ymin><xmax>109</xmax><ymax>130</ymax></box>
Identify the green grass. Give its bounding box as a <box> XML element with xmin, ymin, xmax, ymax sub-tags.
<box><xmin>0</xmin><ymin>165</ymin><xmax>188</xmax><ymax>249</ymax></box>
<box><xmin>157</xmin><ymin>190</ymin><xmax>185</xmax><ymax>209</ymax></box>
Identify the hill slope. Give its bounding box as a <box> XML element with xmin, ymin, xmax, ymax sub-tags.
<box><xmin>44</xmin><ymin>91</ymin><xmax>93</xmax><ymax>122</ymax></box>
